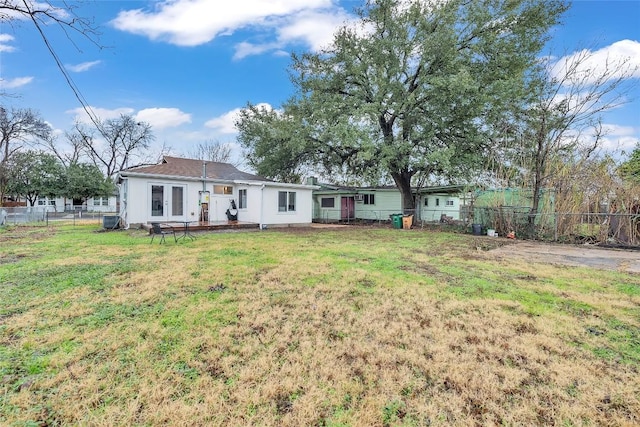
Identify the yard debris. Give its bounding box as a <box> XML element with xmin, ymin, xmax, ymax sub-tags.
<box><xmin>208</xmin><ymin>284</ymin><xmax>226</xmax><ymax>292</ymax></box>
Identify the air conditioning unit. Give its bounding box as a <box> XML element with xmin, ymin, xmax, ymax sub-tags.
<box><xmin>354</xmin><ymin>194</ymin><xmax>364</xmax><ymax>202</ymax></box>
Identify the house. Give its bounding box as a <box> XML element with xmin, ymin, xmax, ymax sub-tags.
<box><xmin>35</xmin><ymin>196</ymin><xmax>118</xmax><ymax>213</ymax></box>
<box><xmin>418</xmin><ymin>185</ymin><xmax>472</xmax><ymax>222</ymax></box>
<box><xmin>311</xmin><ymin>180</ymin><xmax>470</xmax><ymax>223</ymax></box>
<box><xmin>117</xmin><ymin>156</ymin><xmax>317</xmax><ymax>229</ymax></box>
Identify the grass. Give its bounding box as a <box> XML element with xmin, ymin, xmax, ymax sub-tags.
<box><xmin>1</xmin><ymin>224</ymin><xmax>639</xmax><ymax>426</ymax></box>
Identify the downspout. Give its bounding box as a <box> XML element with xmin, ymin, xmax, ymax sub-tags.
<box><xmin>260</xmin><ymin>183</ymin><xmax>265</xmax><ymax>229</ymax></box>
<box><xmin>202</xmin><ymin>162</ymin><xmax>207</xmax><ymax>192</ymax></box>
<box><xmin>201</xmin><ymin>162</ymin><xmax>206</xmax><ymax>222</ymax></box>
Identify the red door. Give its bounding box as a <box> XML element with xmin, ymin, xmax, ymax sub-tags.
<box><xmin>341</xmin><ymin>197</ymin><xmax>355</xmax><ymax>220</ymax></box>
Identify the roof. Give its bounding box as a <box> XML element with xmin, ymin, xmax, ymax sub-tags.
<box><xmin>313</xmin><ymin>184</ymin><xmax>469</xmax><ymax>194</ymax></box>
<box><xmin>119</xmin><ymin>156</ymin><xmax>268</xmax><ymax>182</ymax></box>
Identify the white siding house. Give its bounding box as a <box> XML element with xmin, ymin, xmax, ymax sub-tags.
<box><xmin>312</xmin><ymin>183</ymin><xmax>469</xmax><ymax>223</ymax></box>
<box><xmin>34</xmin><ymin>196</ymin><xmax>117</xmax><ymax>213</ymax></box>
<box><xmin>117</xmin><ymin>156</ymin><xmax>316</xmax><ymax>229</ymax></box>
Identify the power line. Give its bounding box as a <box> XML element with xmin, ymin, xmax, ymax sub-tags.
<box><xmin>20</xmin><ymin>0</ymin><xmax>106</xmax><ymax>136</ymax></box>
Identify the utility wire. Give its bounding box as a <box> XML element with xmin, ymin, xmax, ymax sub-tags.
<box><xmin>21</xmin><ymin>0</ymin><xmax>106</xmax><ymax>137</ymax></box>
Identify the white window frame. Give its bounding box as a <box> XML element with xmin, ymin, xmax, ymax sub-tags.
<box><xmin>238</xmin><ymin>189</ymin><xmax>247</xmax><ymax>209</ymax></box>
<box><xmin>278</xmin><ymin>191</ymin><xmax>296</xmax><ymax>212</ymax></box>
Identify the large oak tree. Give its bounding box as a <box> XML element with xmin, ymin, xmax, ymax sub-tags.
<box><xmin>237</xmin><ymin>0</ymin><xmax>567</xmax><ymax>210</ymax></box>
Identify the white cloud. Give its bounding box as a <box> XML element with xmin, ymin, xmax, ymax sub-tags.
<box><xmin>66</xmin><ymin>60</ymin><xmax>102</xmax><ymax>73</ymax></box>
<box><xmin>66</xmin><ymin>106</ymin><xmax>135</xmax><ymax>124</ymax></box>
<box><xmin>277</xmin><ymin>9</ymin><xmax>350</xmax><ymax>51</ymax></box>
<box><xmin>0</xmin><ymin>33</ymin><xmax>16</xmax><ymax>52</ymax></box>
<box><xmin>0</xmin><ymin>76</ymin><xmax>33</xmax><ymax>89</ymax></box>
<box><xmin>111</xmin><ymin>0</ymin><xmax>348</xmax><ymax>57</ymax></box>
<box><xmin>551</xmin><ymin>40</ymin><xmax>640</xmax><ymax>85</ymax></box>
<box><xmin>135</xmin><ymin>108</ymin><xmax>192</xmax><ymax>130</ymax></box>
<box><xmin>233</xmin><ymin>8</ymin><xmax>350</xmax><ymax>59</ymax></box>
<box><xmin>1</xmin><ymin>1</ymin><xmax>69</xmax><ymax>21</ymax></box>
<box><xmin>233</xmin><ymin>41</ymin><xmax>280</xmax><ymax>60</ymax></box>
<box><xmin>205</xmin><ymin>103</ymin><xmax>273</xmax><ymax>133</ymax></box>
<box><xmin>205</xmin><ymin>108</ymin><xmax>244</xmax><ymax>134</ymax></box>
<box><xmin>66</xmin><ymin>106</ymin><xmax>191</xmax><ymax>130</ymax></box>
<box><xmin>599</xmin><ymin>123</ymin><xmax>639</xmax><ymax>153</ymax></box>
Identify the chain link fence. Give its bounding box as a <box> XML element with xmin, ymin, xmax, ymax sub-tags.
<box><xmin>470</xmin><ymin>206</ymin><xmax>640</xmax><ymax>246</ymax></box>
<box><xmin>0</xmin><ymin>206</ymin><xmax>116</xmax><ymax>228</ymax></box>
<box><xmin>312</xmin><ymin>206</ymin><xmax>640</xmax><ymax>247</ymax></box>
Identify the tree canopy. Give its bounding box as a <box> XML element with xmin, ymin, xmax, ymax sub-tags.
<box><xmin>4</xmin><ymin>150</ymin><xmax>65</xmax><ymax>206</ymax></box>
<box><xmin>65</xmin><ymin>162</ymin><xmax>114</xmax><ymax>202</ymax></box>
<box><xmin>619</xmin><ymin>144</ymin><xmax>640</xmax><ymax>184</ymax></box>
<box><xmin>0</xmin><ymin>106</ymin><xmax>52</xmax><ymax>203</ymax></box>
<box><xmin>237</xmin><ymin>0</ymin><xmax>567</xmax><ymax>209</ymax></box>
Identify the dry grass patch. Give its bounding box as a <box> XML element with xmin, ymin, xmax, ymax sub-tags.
<box><xmin>1</xmin><ymin>226</ymin><xmax>638</xmax><ymax>426</ymax></box>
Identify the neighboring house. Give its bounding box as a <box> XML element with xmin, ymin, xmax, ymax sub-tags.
<box><xmin>34</xmin><ymin>196</ymin><xmax>118</xmax><ymax>213</ymax></box>
<box><xmin>312</xmin><ymin>180</ymin><xmax>470</xmax><ymax>222</ymax></box>
<box><xmin>117</xmin><ymin>156</ymin><xmax>317</xmax><ymax>229</ymax></box>
<box><xmin>313</xmin><ymin>183</ymin><xmax>401</xmax><ymax>222</ymax></box>
<box><xmin>418</xmin><ymin>185</ymin><xmax>471</xmax><ymax>222</ymax></box>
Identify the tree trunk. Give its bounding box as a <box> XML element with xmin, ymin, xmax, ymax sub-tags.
<box><xmin>529</xmin><ymin>130</ymin><xmax>546</xmax><ymax>227</ymax></box>
<box><xmin>391</xmin><ymin>170</ymin><xmax>415</xmax><ymax>214</ymax></box>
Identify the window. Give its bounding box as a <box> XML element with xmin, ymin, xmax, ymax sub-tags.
<box><xmin>278</xmin><ymin>191</ymin><xmax>296</xmax><ymax>212</ymax></box>
<box><xmin>424</xmin><ymin>198</ymin><xmax>429</xmax><ymax>207</ymax></box>
<box><xmin>446</xmin><ymin>200</ymin><xmax>454</xmax><ymax>207</ymax></box>
<box><xmin>94</xmin><ymin>197</ymin><xmax>109</xmax><ymax>206</ymax></box>
<box><xmin>363</xmin><ymin>194</ymin><xmax>375</xmax><ymax>205</ymax></box>
<box><xmin>435</xmin><ymin>198</ymin><xmax>440</xmax><ymax>207</ymax></box>
<box><xmin>171</xmin><ymin>186</ymin><xmax>184</xmax><ymax>216</ymax></box>
<box><xmin>239</xmin><ymin>189</ymin><xmax>247</xmax><ymax>209</ymax></box>
<box><xmin>214</xmin><ymin>185</ymin><xmax>233</xmax><ymax>195</ymax></box>
<box><xmin>321</xmin><ymin>197</ymin><xmax>335</xmax><ymax>208</ymax></box>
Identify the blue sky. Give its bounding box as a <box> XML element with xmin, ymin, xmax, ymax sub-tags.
<box><xmin>1</xmin><ymin>0</ymin><xmax>639</xmax><ymax>168</ymax></box>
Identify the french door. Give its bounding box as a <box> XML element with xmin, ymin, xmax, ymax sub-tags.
<box><xmin>150</xmin><ymin>183</ymin><xmax>186</xmax><ymax>222</ymax></box>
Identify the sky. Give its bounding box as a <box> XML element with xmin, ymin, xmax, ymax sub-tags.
<box><xmin>0</xmin><ymin>0</ymin><xmax>639</xmax><ymax>169</ymax></box>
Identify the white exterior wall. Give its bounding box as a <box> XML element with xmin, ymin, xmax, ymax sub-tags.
<box><xmin>35</xmin><ymin>196</ymin><xmax>117</xmax><ymax>213</ymax></box>
<box><xmin>121</xmin><ymin>176</ymin><xmax>314</xmax><ymax>227</ymax></box>
<box><xmin>260</xmin><ymin>185</ymin><xmax>314</xmax><ymax>227</ymax></box>
<box><xmin>420</xmin><ymin>194</ymin><xmax>461</xmax><ymax>221</ymax></box>
<box><xmin>87</xmin><ymin>196</ymin><xmax>117</xmax><ymax>213</ymax></box>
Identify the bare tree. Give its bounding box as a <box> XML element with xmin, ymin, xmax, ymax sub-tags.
<box><xmin>186</xmin><ymin>140</ymin><xmax>236</xmax><ymax>165</ymax></box>
<box><xmin>0</xmin><ymin>106</ymin><xmax>51</xmax><ymax>203</ymax></box>
<box><xmin>1</xmin><ymin>1</ymin><xmax>100</xmax><ymax>98</ymax></box>
<box><xmin>71</xmin><ymin>114</ymin><xmax>155</xmax><ymax>178</ymax></box>
<box><xmin>514</xmin><ymin>47</ymin><xmax>638</xmax><ymax>221</ymax></box>
<box><xmin>39</xmin><ymin>132</ymin><xmax>83</xmax><ymax>167</ymax></box>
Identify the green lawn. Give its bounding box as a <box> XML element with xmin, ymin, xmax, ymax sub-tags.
<box><xmin>1</xmin><ymin>225</ymin><xmax>638</xmax><ymax>426</ymax></box>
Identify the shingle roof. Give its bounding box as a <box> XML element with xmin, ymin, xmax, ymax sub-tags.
<box><xmin>121</xmin><ymin>156</ymin><xmax>268</xmax><ymax>182</ymax></box>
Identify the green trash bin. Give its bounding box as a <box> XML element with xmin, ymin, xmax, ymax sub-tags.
<box><xmin>392</xmin><ymin>214</ymin><xmax>403</xmax><ymax>229</ymax></box>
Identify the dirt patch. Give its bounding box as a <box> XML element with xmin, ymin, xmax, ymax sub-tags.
<box><xmin>488</xmin><ymin>239</ymin><xmax>640</xmax><ymax>273</ymax></box>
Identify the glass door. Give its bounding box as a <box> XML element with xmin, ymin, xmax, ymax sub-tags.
<box><xmin>149</xmin><ymin>184</ymin><xmax>186</xmax><ymax>222</ymax></box>
<box><xmin>169</xmin><ymin>186</ymin><xmax>185</xmax><ymax>220</ymax></box>
<box><xmin>151</xmin><ymin>185</ymin><xmax>165</xmax><ymax>218</ymax></box>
